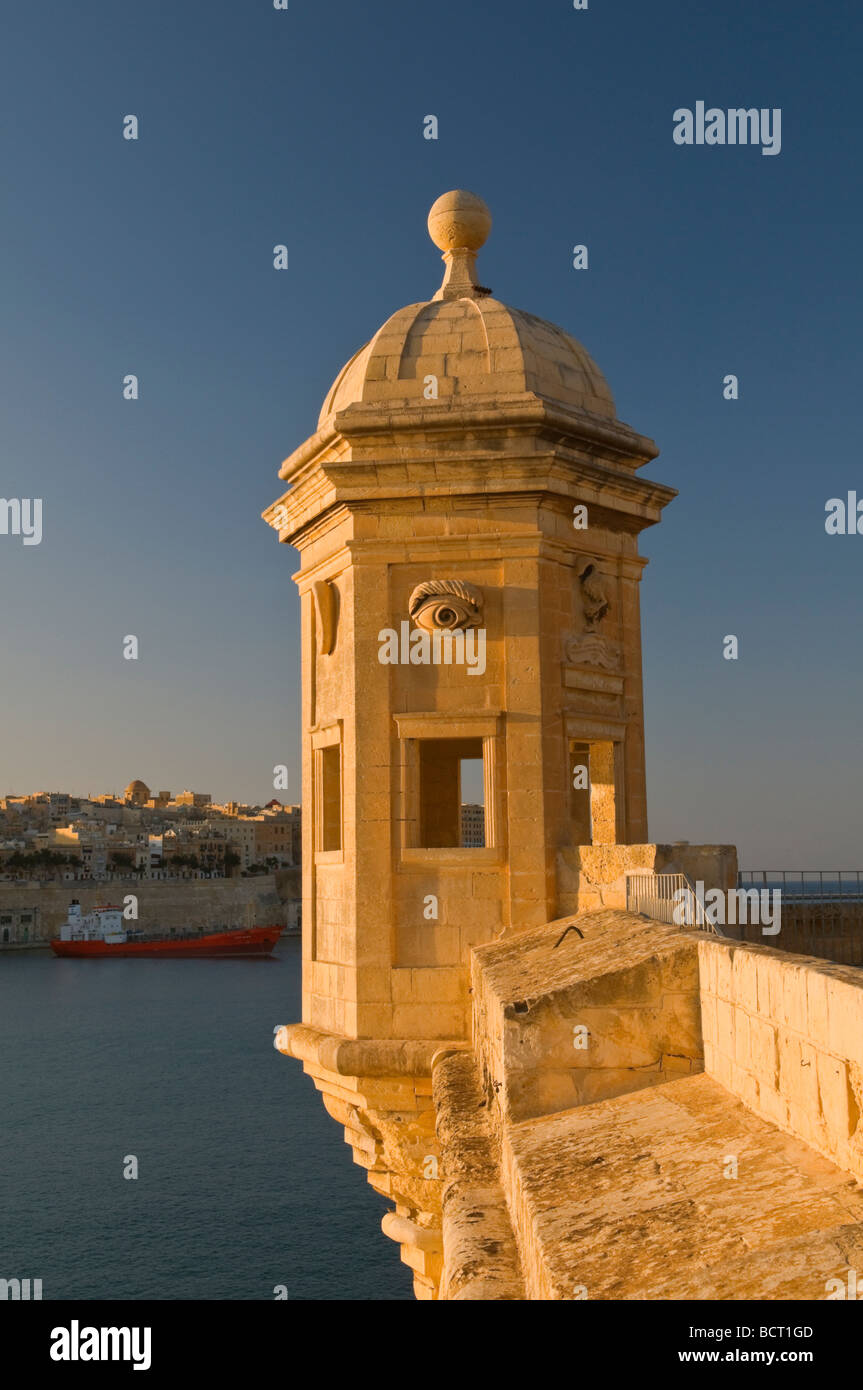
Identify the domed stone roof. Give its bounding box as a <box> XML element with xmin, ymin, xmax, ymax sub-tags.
<box><xmin>124</xmin><ymin>779</ymin><xmax>150</xmax><ymax>805</ymax></box>
<box><xmin>317</xmin><ymin>191</ymin><xmax>616</xmax><ymax>428</ymax></box>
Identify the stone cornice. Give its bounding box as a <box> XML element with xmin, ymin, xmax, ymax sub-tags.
<box><xmin>275</xmin><ymin>392</ymin><xmax>660</xmax><ymax>485</ymax></box>
<box><xmin>332</xmin><ymin>395</ymin><xmax>658</xmax><ymax>462</ymax></box>
<box><xmin>275</xmin><ymin>1022</ymin><xmax>462</xmax><ymax>1077</ymax></box>
<box><xmin>265</xmin><ymin>463</ymin><xmax>676</xmax><ymax>550</ymax></box>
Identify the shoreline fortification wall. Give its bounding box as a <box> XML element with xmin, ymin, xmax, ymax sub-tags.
<box><xmin>0</xmin><ymin>872</ymin><xmax>298</xmax><ymax>946</ymax></box>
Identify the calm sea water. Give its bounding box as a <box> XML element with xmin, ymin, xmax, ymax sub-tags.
<box><xmin>0</xmin><ymin>939</ymin><xmax>411</xmax><ymax>1301</ymax></box>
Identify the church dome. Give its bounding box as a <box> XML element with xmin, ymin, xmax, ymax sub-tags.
<box><xmin>318</xmin><ymin>190</ymin><xmax>616</xmax><ymax>428</ymax></box>
<box><xmin>124</xmin><ymin>779</ymin><xmax>150</xmax><ymax>805</ymax></box>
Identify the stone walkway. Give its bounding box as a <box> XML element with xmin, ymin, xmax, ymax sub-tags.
<box><xmin>503</xmin><ymin>1072</ymin><xmax>863</xmax><ymax>1299</ymax></box>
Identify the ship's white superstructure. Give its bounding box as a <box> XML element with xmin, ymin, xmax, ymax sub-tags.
<box><xmin>59</xmin><ymin>899</ymin><xmax>127</xmax><ymax>944</ymax></box>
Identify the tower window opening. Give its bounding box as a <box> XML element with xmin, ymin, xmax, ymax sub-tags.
<box><xmin>569</xmin><ymin>738</ymin><xmax>618</xmax><ymax>845</ymax></box>
<box><xmin>459</xmin><ymin>757</ymin><xmax>485</xmax><ymax>847</ymax></box>
<box><xmin>417</xmin><ymin>737</ymin><xmax>485</xmax><ymax>849</ymax></box>
<box><xmin>570</xmin><ymin>741</ymin><xmax>592</xmax><ymax>844</ymax></box>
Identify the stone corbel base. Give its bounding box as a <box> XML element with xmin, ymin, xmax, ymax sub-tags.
<box><xmin>275</xmin><ymin>1022</ymin><xmax>465</xmax><ymax>1299</ymax></box>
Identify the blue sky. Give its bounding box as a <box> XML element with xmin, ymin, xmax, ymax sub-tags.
<box><xmin>1</xmin><ymin>0</ymin><xmax>861</xmax><ymax>864</ymax></box>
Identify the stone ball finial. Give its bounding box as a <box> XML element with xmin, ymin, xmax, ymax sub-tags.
<box><xmin>427</xmin><ymin>190</ymin><xmax>492</xmax><ymax>252</ymax></box>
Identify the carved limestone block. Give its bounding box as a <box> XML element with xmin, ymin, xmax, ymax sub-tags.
<box><xmin>313</xmin><ymin>579</ymin><xmax>338</xmax><ymax>655</ymax></box>
<box><xmin>577</xmin><ymin>560</ymin><xmax>610</xmax><ymax>632</ymax></box>
<box><xmin>563</xmin><ymin>633</ymin><xmax>621</xmax><ymax>670</ymax></box>
<box><xmin>408</xmin><ymin>579</ymin><xmax>483</xmax><ymax>632</ymax></box>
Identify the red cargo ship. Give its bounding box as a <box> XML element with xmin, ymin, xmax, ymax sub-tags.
<box><xmin>50</xmin><ymin>900</ymin><xmax>281</xmax><ymax>958</ymax></box>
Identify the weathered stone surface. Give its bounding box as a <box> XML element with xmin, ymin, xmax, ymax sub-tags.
<box><xmin>502</xmin><ymin>1072</ymin><xmax>863</xmax><ymax>1300</ymax></box>
<box><xmin>433</xmin><ymin>1049</ymin><xmax>524</xmax><ymax>1300</ymax></box>
<box><xmin>472</xmin><ymin>910</ymin><xmax>703</xmax><ymax>1123</ymax></box>
<box><xmin>276</xmin><ymin>1022</ymin><xmax>456</xmax><ymax>1077</ymax></box>
<box><xmin>698</xmin><ymin>937</ymin><xmax>863</xmax><ymax>1181</ymax></box>
<box><xmin>557</xmin><ymin>842</ymin><xmax>737</xmax><ymax>914</ymax></box>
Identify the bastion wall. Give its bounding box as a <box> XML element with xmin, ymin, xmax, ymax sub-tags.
<box><xmin>0</xmin><ymin>870</ymin><xmax>300</xmax><ymax>944</ymax></box>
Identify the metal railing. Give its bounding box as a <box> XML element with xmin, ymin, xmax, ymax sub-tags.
<box><xmin>625</xmin><ymin>871</ymin><xmax>726</xmax><ymax>935</ymax></box>
<box><xmin>739</xmin><ymin>871</ymin><xmax>863</xmax><ymax>902</ymax></box>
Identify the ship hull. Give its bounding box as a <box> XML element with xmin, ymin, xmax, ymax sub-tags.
<box><xmin>50</xmin><ymin>926</ymin><xmax>282</xmax><ymax>958</ymax></box>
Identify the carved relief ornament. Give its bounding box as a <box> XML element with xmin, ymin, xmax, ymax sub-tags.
<box><xmin>408</xmin><ymin>579</ymin><xmax>484</xmax><ymax>632</ymax></box>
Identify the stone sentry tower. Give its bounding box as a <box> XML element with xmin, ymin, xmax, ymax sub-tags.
<box><xmin>266</xmin><ymin>191</ymin><xmax>678</xmax><ymax>1294</ymax></box>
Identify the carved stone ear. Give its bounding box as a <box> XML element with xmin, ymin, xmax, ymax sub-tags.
<box><xmin>313</xmin><ymin>580</ymin><xmax>338</xmax><ymax>655</ymax></box>
<box><xmin>408</xmin><ymin>578</ymin><xmax>483</xmax><ymax>633</ymax></box>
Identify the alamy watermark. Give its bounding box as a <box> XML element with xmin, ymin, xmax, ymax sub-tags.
<box><xmin>1</xmin><ymin>1276</ymin><xmax>42</xmax><ymax>1300</ymax></box>
<box><xmin>378</xmin><ymin>622</ymin><xmax>486</xmax><ymax>676</ymax></box>
<box><xmin>1</xmin><ymin>498</ymin><xmax>42</xmax><ymax>545</ymax></box>
<box><xmin>673</xmin><ymin>103</ymin><xmax>781</xmax><ymax>156</ymax></box>
<box><xmin>825</xmin><ymin>492</ymin><xmax>863</xmax><ymax>534</ymax></box>
<box><xmin>673</xmin><ymin>882</ymin><xmax>781</xmax><ymax>935</ymax></box>
<box><xmin>826</xmin><ymin>1268</ymin><xmax>863</xmax><ymax>1299</ymax></box>
<box><xmin>50</xmin><ymin>1322</ymin><xmax>151</xmax><ymax>1371</ymax></box>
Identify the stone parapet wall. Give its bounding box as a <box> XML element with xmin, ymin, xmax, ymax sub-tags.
<box><xmin>726</xmin><ymin>901</ymin><xmax>863</xmax><ymax>967</ymax></box>
<box><xmin>698</xmin><ymin>937</ymin><xmax>863</xmax><ymax>1182</ymax></box>
<box><xmin>557</xmin><ymin>842</ymin><xmax>737</xmax><ymax>915</ymax></box>
<box><xmin>471</xmin><ymin>909</ymin><xmax>704</xmax><ymax>1126</ymax></box>
<box><xmin>432</xmin><ymin>1047</ymin><xmax>524</xmax><ymax>1300</ymax></box>
<box><xmin>277</xmin><ymin>911</ymin><xmax>863</xmax><ymax>1300</ymax></box>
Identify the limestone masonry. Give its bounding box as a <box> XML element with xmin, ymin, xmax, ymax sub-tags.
<box><xmin>267</xmin><ymin>191</ymin><xmax>863</xmax><ymax>1299</ymax></box>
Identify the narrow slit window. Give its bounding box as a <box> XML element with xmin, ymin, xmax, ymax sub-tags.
<box><xmin>319</xmin><ymin>744</ymin><xmax>342</xmax><ymax>852</ymax></box>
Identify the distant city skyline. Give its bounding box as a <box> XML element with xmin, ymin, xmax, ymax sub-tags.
<box><xmin>3</xmin><ymin>1</ymin><xmax>862</xmax><ymax>864</ymax></box>
<box><xmin>1</xmin><ymin>782</ymin><xmax>284</xmax><ymax>804</ymax></box>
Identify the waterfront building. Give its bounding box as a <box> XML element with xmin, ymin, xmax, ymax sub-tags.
<box><xmin>212</xmin><ymin>818</ymin><xmax>257</xmax><ymax>871</ymax></box>
<box><xmin>0</xmin><ymin>907</ymin><xmax>38</xmax><ymax>943</ymax></box>
<box><xmin>252</xmin><ymin>806</ymin><xmax>301</xmax><ymax>867</ymax></box>
<box><xmin>459</xmin><ymin>804</ymin><xmax>485</xmax><ymax>849</ymax></box>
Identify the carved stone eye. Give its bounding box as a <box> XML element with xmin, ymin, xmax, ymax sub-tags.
<box><xmin>413</xmin><ymin>597</ymin><xmax>477</xmax><ymax>632</ymax></box>
<box><xmin>408</xmin><ymin>579</ymin><xmax>483</xmax><ymax>633</ymax></box>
